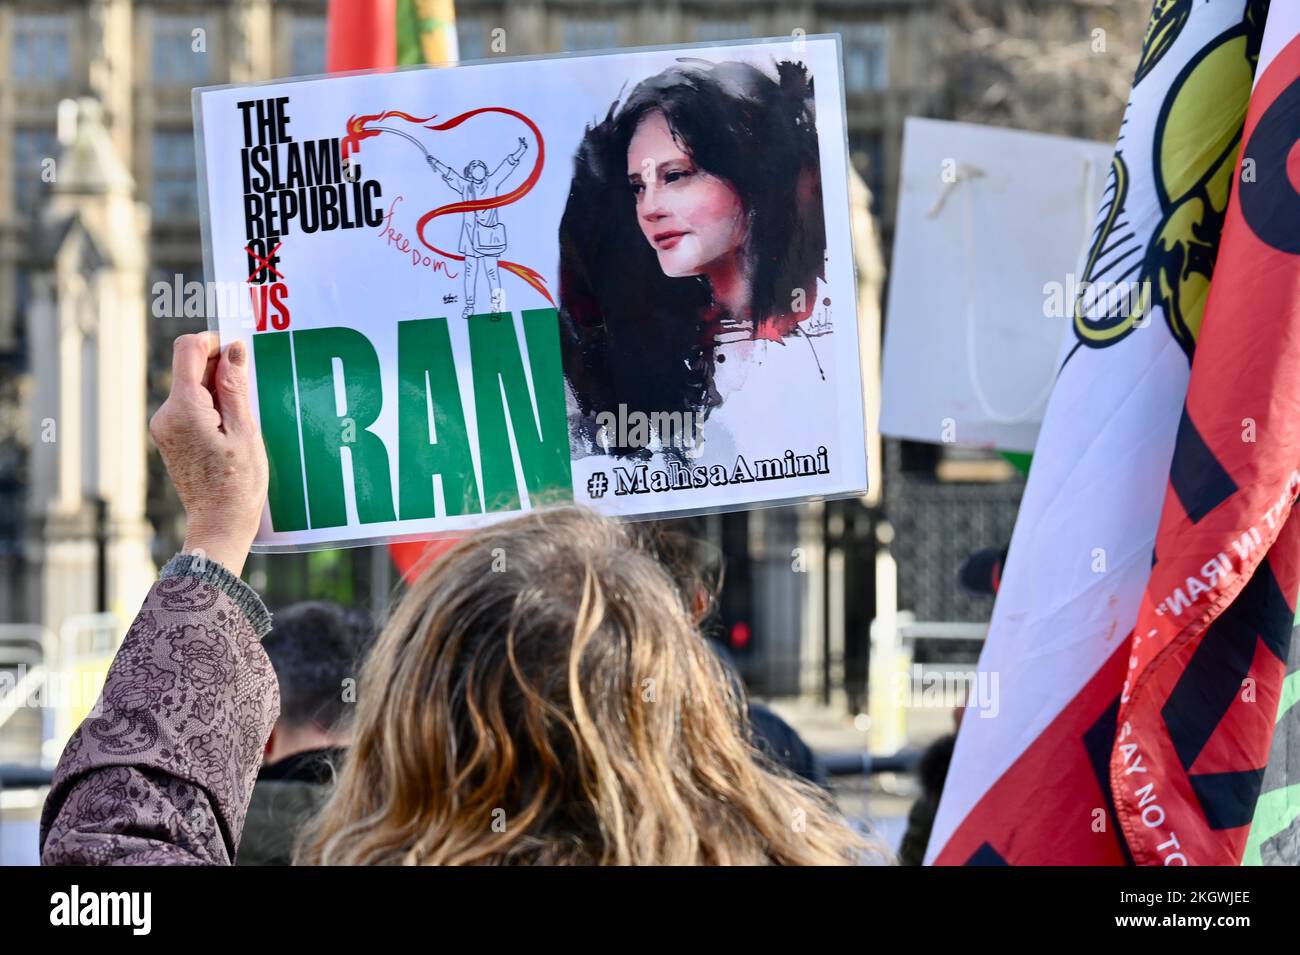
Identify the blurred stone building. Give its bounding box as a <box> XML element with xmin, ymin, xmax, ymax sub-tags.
<box><xmin>0</xmin><ymin>0</ymin><xmax>1143</xmax><ymax>712</ymax></box>
<box><xmin>0</xmin><ymin>0</ymin><xmax>341</xmax><ymax>633</ymax></box>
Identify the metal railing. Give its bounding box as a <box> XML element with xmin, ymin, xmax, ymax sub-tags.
<box><xmin>897</xmin><ymin>621</ymin><xmax>988</xmax><ymax>644</ymax></box>
<box><xmin>0</xmin><ymin>765</ymin><xmax>52</xmax><ymax>790</ymax></box>
<box><xmin>819</xmin><ymin>748</ymin><xmax>922</xmax><ymax>778</ymax></box>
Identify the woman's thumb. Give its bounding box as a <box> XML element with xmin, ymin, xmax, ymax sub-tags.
<box><xmin>216</xmin><ymin>340</ymin><xmax>255</xmax><ymax>432</ymax></box>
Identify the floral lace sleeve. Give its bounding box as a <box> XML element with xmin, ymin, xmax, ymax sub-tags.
<box><xmin>40</xmin><ymin>555</ymin><xmax>279</xmax><ymax>866</ymax></box>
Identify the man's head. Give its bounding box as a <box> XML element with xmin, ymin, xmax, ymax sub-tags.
<box><xmin>262</xmin><ymin>601</ymin><xmax>375</xmax><ymax>764</ymax></box>
<box><xmin>464</xmin><ymin>159</ymin><xmax>488</xmax><ymax>182</ymax></box>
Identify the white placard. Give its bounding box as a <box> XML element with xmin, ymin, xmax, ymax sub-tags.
<box><xmin>194</xmin><ymin>37</ymin><xmax>868</xmax><ymax>550</ymax></box>
<box><xmin>881</xmin><ymin>117</ymin><xmax>1113</xmax><ymax>452</ymax></box>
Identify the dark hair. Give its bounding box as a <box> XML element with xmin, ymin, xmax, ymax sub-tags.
<box><xmin>559</xmin><ymin>59</ymin><xmax>825</xmax><ymax>455</ymax></box>
<box><xmin>262</xmin><ymin>602</ymin><xmax>375</xmax><ymax>732</ymax></box>
<box><xmin>635</xmin><ymin>521</ymin><xmax>826</xmax><ymax>787</ymax></box>
<box><xmin>463</xmin><ymin>159</ymin><xmax>487</xmax><ymax>179</ymax></box>
<box><xmin>634</xmin><ymin>520</ymin><xmax>724</xmax><ymax>626</ymax></box>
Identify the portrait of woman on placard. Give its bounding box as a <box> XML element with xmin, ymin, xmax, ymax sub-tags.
<box><xmin>558</xmin><ymin>58</ymin><xmax>831</xmax><ymax>462</ymax></box>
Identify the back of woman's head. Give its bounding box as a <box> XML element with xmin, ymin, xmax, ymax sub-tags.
<box><xmin>297</xmin><ymin>507</ymin><xmax>868</xmax><ymax>865</ymax></box>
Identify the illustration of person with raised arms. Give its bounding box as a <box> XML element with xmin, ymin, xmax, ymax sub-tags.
<box><xmin>426</xmin><ymin>136</ymin><xmax>528</xmax><ymax>318</ymax></box>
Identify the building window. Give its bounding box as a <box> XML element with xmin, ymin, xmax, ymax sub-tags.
<box><xmin>13</xmin><ymin>128</ymin><xmax>58</xmax><ymax>217</ymax></box>
<box><xmin>15</xmin><ymin>268</ymin><xmax>32</xmax><ymax>320</ymax></box>
<box><xmin>562</xmin><ymin>19</ymin><xmax>618</xmax><ymax>52</ymax></box>
<box><xmin>153</xmin><ymin>14</ymin><xmax>212</xmax><ymax>84</ymax></box>
<box><xmin>152</xmin><ymin>130</ymin><xmax>198</xmax><ymax>221</ymax></box>
<box><xmin>11</xmin><ymin>13</ymin><xmax>72</xmax><ymax>84</ymax></box>
<box><xmin>850</xmin><ymin>131</ymin><xmax>885</xmax><ymax>210</ymax></box>
<box><xmin>694</xmin><ymin>20</ymin><xmax>752</xmax><ymax>43</ymax></box>
<box><xmin>290</xmin><ymin>15</ymin><xmax>327</xmax><ymax>77</ymax></box>
<box><xmin>838</xmin><ymin>23</ymin><xmax>888</xmax><ymax>92</ymax></box>
<box><xmin>457</xmin><ymin>18</ymin><xmax>488</xmax><ymax>60</ymax></box>
<box><xmin>8</xmin><ymin>266</ymin><xmax>33</xmax><ymax>351</ymax></box>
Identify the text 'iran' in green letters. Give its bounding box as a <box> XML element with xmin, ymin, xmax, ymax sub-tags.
<box><xmin>252</xmin><ymin>308</ymin><xmax>574</xmax><ymax>532</ymax></box>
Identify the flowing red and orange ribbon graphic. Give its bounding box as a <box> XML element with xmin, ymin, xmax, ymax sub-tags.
<box><xmin>343</xmin><ymin>107</ymin><xmax>552</xmax><ymax>305</ymax></box>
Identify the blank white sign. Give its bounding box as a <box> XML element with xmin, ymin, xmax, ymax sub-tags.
<box><xmin>881</xmin><ymin>117</ymin><xmax>1113</xmax><ymax>453</ymax></box>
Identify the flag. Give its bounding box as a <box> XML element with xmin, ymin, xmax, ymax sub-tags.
<box><xmin>1111</xmin><ymin>3</ymin><xmax>1300</xmax><ymax>865</ymax></box>
<box><xmin>326</xmin><ymin>0</ymin><xmax>457</xmax><ymax>72</ymax></box>
<box><xmin>1242</xmin><ymin>625</ymin><xmax>1300</xmax><ymax>864</ymax></box>
<box><xmin>326</xmin><ymin>0</ymin><xmax>394</xmax><ymax>72</ymax></box>
<box><xmin>326</xmin><ymin>0</ymin><xmax>461</xmax><ymax>580</ymax></box>
<box><xmin>927</xmin><ymin>0</ymin><xmax>1271</xmax><ymax>865</ymax></box>
<box><xmin>400</xmin><ymin>0</ymin><xmax>458</xmax><ymax>65</ymax></box>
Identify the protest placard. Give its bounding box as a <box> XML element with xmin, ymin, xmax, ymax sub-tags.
<box><xmin>194</xmin><ymin>36</ymin><xmax>868</xmax><ymax>551</ymax></box>
<box><xmin>880</xmin><ymin>118</ymin><xmax>1113</xmax><ymax>453</ymax></box>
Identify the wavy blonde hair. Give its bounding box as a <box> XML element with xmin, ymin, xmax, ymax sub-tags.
<box><xmin>297</xmin><ymin>507</ymin><xmax>871</xmax><ymax>865</ymax></box>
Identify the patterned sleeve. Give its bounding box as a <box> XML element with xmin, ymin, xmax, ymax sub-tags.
<box><xmin>40</xmin><ymin>555</ymin><xmax>280</xmax><ymax>866</ymax></box>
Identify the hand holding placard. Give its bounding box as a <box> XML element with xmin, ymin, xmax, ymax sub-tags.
<box><xmin>149</xmin><ymin>333</ymin><xmax>268</xmax><ymax>575</ymax></box>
